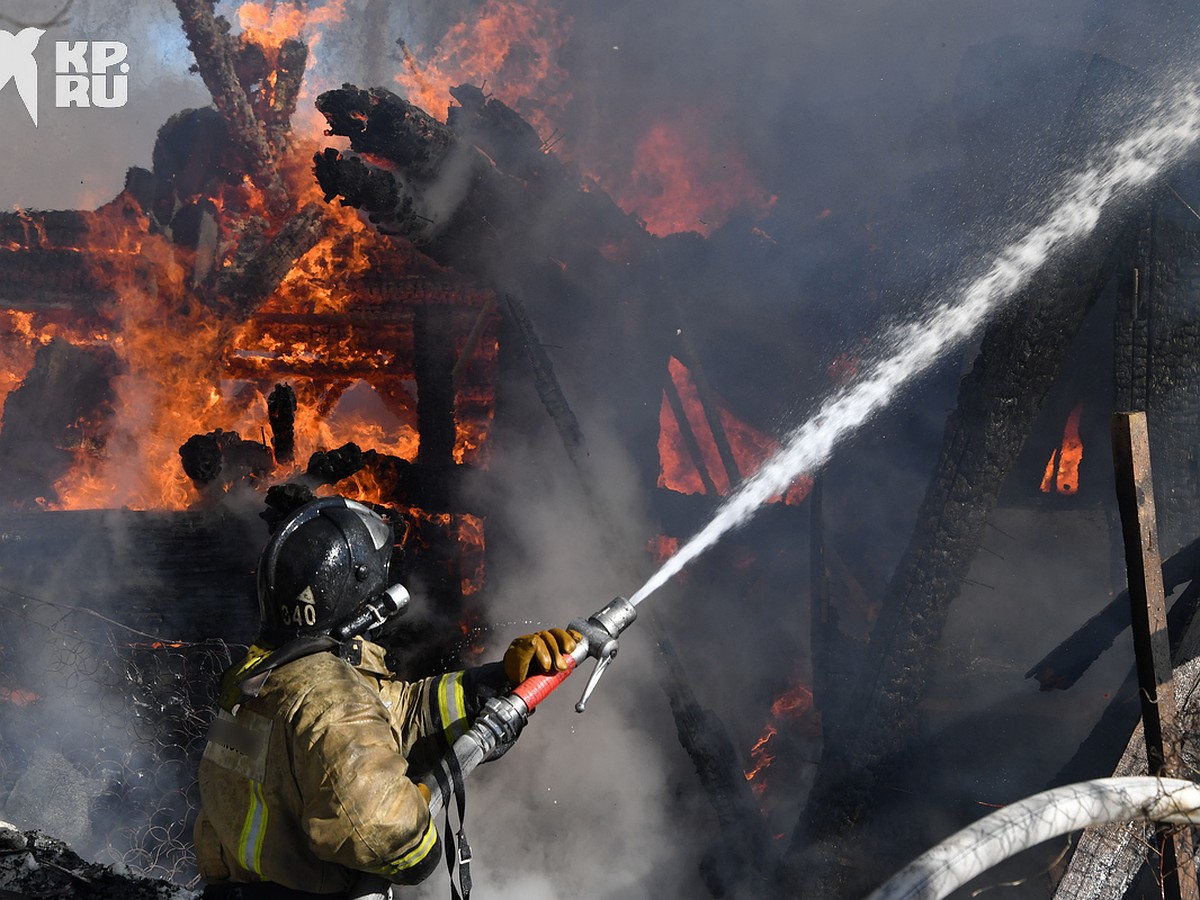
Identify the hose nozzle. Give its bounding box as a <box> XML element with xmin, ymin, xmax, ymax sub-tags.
<box><xmin>568</xmin><ymin>596</ymin><xmax>636</xmax><ymax>712</ymax></box>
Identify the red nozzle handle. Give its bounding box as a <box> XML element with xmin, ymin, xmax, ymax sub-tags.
<box><xmin>511</xmin><ymin>655</ymin><xmax>577</xmax><ymax>711</ymax></box>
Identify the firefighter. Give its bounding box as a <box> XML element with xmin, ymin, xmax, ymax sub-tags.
<box><xmin>193</xmin><ymin>495</ymin><xmax>577</xmax><ymax>899</ymax></box>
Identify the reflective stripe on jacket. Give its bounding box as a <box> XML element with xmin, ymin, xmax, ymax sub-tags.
<box><xmin>194</xmin><ymin>639</ymin><xmax>476</xmax><ymax>893</ymax></box>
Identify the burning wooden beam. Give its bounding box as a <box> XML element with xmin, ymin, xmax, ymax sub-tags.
<box><xmin>214</xmin><ymin>201</ymin><xmax>331</xmax><ymax>316</ymax></box>
<box><xmin>172</xmin><ymin>0</ymin><xmax>286</xmax><ymax>203</ymax></box>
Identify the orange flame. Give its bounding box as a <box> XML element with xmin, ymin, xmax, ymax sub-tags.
<box><xmin>1040</xmin><ymin>402</ymin><xmax>1083</xmax><ymax>495</ymax></box>
<box><xmin>0</xmin><ymin>687</ymin><xmax>41</xmax><ymax>706</ymax></box>
<box><xmin>658</xmin><ymin>357</ymin><xmax>810</xmax><ymax>505</ymax></box>
<box><xmin>395</xmin><ymin>0</ymin><xmax>573</xmax><ymax>136</ymax></box>
<box><xmin>603</xmin><ymin>115</ymin><xmax>777</xmax><ymax>237</ymax></box>
<box><xmin>744</xmin><ymin>681</ymin><xmax>813</xmax><ymax>798</ymax></box>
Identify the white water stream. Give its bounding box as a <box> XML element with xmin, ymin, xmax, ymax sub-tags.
<box><xmin>629</xmin><ymin>77</ymin><xmax>1200</xmax><ymax>608</ymax></box>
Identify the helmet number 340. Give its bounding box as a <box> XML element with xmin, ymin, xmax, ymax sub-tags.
<box><xmin>280</xmin><ymin>602</ymin><xmax>318</xmax><ymax>627</ymax></box>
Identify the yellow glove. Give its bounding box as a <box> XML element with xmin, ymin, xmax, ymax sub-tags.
<box><xmin>504</xmin><ymin>628</ymin><xmax>581</xmax><ymax>684</ymax></box>
<box><xmin>416</xmin><ymin>782</ymin><xmax>431</xmax><ymax>806</ymax></box>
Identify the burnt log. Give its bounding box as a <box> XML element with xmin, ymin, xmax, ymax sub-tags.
<box><xmin>313</xmin><ymin>85</ymin><xmax>676</xmax><ymax>489</ymax></box>
<box><xmin>179</xmin><ymin>429</ymin><xmax>273</xmax><ymax>494</ymax></box>
<box><xmin>263</xmin><ymin>38</ymin><xmax>308</xmax><ymax>151</ymax></box>
<box><xmin>267</xmin><ymin>383</ymin><xmax>297</xmax><ymax>464</ymax></box>
<box><xmin>413</xmin><ymin>305</ymin><xmax>458</xmax><ymax>484</ymax></box>
<box><xmin>657</xmin><ymin>633</ymin><xmax>779</xmax><ymax>900</ymax></box>
<box><xmin>784</xmin><ymin>208</ymin><xmax>1138</xmax><ymax>894</ymax></box>
<box><xmin>214</xmin><ymin>201</ymin><xmax>330</xmax><ymax>315</ymax></box>
<box><xmin>172</xmin><ymin>0</ymin><xmax>285</xmax><ymax>202</ymax></box>
<box><xmin>1026</xmin><ymin>534</ymin><xmax>1200</xmax><ymax>690</ymax></box>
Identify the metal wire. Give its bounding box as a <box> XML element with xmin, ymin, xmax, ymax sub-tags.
<box><xmin>0</xmin><ymin>592</ymin><xmax>242</xmax><ymax>889</ymax></box>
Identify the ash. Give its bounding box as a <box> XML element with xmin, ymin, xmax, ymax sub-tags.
<box><xmin>0</xmin><ymin>822</ymin><xmax>197</xmax><ymax>899</ymax></box>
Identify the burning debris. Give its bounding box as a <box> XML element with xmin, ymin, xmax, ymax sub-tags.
<box><xmin>5</xmin><ymin>1</ymin><xmax>1200</xmax><ymax>898</ymax></box>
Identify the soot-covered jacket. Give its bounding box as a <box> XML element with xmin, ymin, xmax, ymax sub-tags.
<box><xmin>193</xmin><ymin>637</ymin><xmax>504</xmax><ymax>894</ymax></box>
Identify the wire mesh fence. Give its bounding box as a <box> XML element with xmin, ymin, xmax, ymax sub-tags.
<box><xmin>0</xmin><ymin>586</ymin><xmax>242</xmax><ymax>889</ymax></box>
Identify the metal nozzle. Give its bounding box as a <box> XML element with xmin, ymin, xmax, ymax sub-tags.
<box><xmin>568</xmin><ymin>597</ymin><xmax>636</xmax><ymax>713</ymax></box>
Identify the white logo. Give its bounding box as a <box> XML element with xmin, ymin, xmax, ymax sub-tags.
<box><xmin>55</xmin><ymin>41</ymin><xmax>129</xmax><ymax>111</ymax></box>
<box><xmin>0</xmin><ymin>28</ymin><xmax>45</xmax><ymax>126</ymax></box>
<box><xmin>0</xmin><ymin>31</ymin><xmax>130</xmax><ymax>127</ymax></box>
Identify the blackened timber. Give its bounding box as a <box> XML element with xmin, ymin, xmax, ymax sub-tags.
<box><xmin>263</xmin><ymin>39</ymin><xmax>307</xmax><ymax>151</ymax></box>
<box><xmin>413</xmin><ymin>306</ymin><xmax>458</xmax><ymax>500</ymax></box>
<box><xmin>675</xmin><ymin>331</ymin><xmax>743</xmax><ymax>490</ymax></box>
<box><xmin>1026</xmin><ymin>533</ymin><xmax>1200</xmax><ymax>690</ymax></box>
<box><xmin>656</xmin><ymin>633</ymin><xmax>778</xmax><ymax>900</ymax></box>
<box><xmin>267</xmin><ymin>383</ymin><xmax>297</xmax><ymax>464</ymax></box>
<box><xmin>784</xmin><ymin>211</ymin><xmax>1137</xmax><ymax>896</ymax></box>
<box><xmin>502</xmin><ymin>293</ymin><xmax>585</xmax><ymax>457</ymax></box>
<box><xmin>172</xmin><ymin>0</ymin><xmax>285</xmax><ymax>203</ymax></box>
<box><xmin>215</xmin><ymin>202</ymin><xmax>329</xmax><ymax>315</ymax></box>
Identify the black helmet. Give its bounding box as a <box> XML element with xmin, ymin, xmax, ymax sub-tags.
<box><xmin>256</xmin><ymin>496</ymin><xmax>397</xmax><ymax>646</ymax></box>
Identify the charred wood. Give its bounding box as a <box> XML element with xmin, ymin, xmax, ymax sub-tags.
<box><xmin>306</xmin><ymin>441</ymin><xmax>366</xmax><ymax>485</ymax></box>
<box><xmin>413</xmin><ymin>306</ymin><xmax>458</xmax><ymax>502</ymax></box>
<box><xmin>675</xmin><ymin>331</ymin><xmax>742</xmax><ymax>490</ymax></box>
<box><xmin>785</xmin><ymin>212</ymin><xmax>1137</xmax><ymax>895</ymax></box>
<box><xmin>263</xmin><ymin>38</ymin><xmax>308</xmax><ymax>151</ymax></box>
<box><xmin>214</xmin><ymin>201</ymin><xmax>330</xmax><ymax>316</ymax></box>
<box><xmin>313</xmin><ymin>148</ymin><xmax>404</xmax><ymax>220</ymax></box>
<box><xmin>662</xmin><ymin>362</ymin><xmax>720</xmax><ymax>497</ymax></box>
<box><xmin>1052</xmin><ymin>570</ymin><xmax>1200</xmax><ymax>899</ymax></box>
<box><xmin>1026</xmin><ymin>534</ymin><xmax>1200</xmax><ymax>690</ymax></box>
<box><xmin>178</xmin><ymin>428</ymin><xmax>273</xmax><ymax>494</ymax></box>
<box><xmin>267</xmin><ymin>383</ymin><xmax>297</xmax><ymax>464</ymax></box>
<box><xmin>172</xmin><ymin>0</ymin><xmax>286</xmax><ymax>203</ymax></box>
<box><xmin>657</xmin><ymin>633</ymin><xmax>778</xmax><ymax>900</ymax></box>
<box><xmin>0</xmin><ymin>825</ymin><xmax>184</xmax><ymax>899</ymax></box>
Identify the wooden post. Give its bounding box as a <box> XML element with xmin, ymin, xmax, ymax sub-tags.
<box><xmin>1112</xmin><ymin>410</ymin><xmax>1199</xmax><ymax>900</ymax></box>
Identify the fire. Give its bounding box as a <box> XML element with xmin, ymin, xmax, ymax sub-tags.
<box><xmin>1040</xmin><ymin>401</ymin><xmax>1084</xmax><ymax>495</ymax></box>
<box><xmin>602</xmin><ymin>115</ymin><xmax>778</xmax><ymax>238</ymax></box>
<box><xmin>395</xmin><ymin>0</ymin><xmax>573</xmax><ymax>136</ymax></box>
<box><xmin>0</xmin><ymin>687</ymin><xmax>40</xmax><ymax>706</ymax></box>
<box><xmin>744</xmin><ymin>681</ymin><xmax>813</xmax><ymax>798</ymax></box>
<box><xmin>649</xmin><ymin>535</ymin><xmax>680</xmax><ymax>565</ymax></box>
<box><xmin>658</xmin><ymin>357</ymin><xmax>810</xmax><ymax>504</ymax></box>
<box><xmin>238</xmin><ymin>1</ymin><xmax>346</xmax><ymax>51</ymax></box>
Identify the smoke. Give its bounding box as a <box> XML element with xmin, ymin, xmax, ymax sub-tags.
<box><xmin>4</xmin><ymin>0</ymin><xmax>1200</xmax><ymax>895</ymax></box>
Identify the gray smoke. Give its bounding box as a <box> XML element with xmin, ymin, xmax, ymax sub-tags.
<box><xmin>2</xmin><ymin>0</ymin><xmax>1198</xmax><ymax>896</ymax></box>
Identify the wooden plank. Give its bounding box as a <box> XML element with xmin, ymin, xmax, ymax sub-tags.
<box><xmin>1111</xmin><ymin>410</ymin><xmax>1198</xmax><ymax>900</ymax></box>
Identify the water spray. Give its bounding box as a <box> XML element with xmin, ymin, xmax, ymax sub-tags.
<box><xmin>630</xmin><ymin>76</ymin><xmax>1200</xmax><ymax>608</ymax></box>
<box><xmin>350</xmin><ymin>72</ymin><xmax>1200</xmax><ymax>900</ymax></box>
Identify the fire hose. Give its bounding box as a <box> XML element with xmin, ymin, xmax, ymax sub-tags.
<box><xmin>348</xmin><ymin>596</ymin><xmax>638</xmax><ymax>900</ymax></box>
<box><xmin>865</xmin><ymin>777</ymin><xmax>1200</xmax><ymax>900</ymax></box>
<box><xmin>422</xmin><ymin>595</ymin><xmax>637</xmax><ymax>815</ymax></box>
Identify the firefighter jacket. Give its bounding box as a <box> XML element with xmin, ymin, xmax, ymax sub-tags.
<box><xmin>194</xmin><ymin>637</ymin><xmax>504</xmax><ymax>894</ymax></box>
